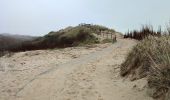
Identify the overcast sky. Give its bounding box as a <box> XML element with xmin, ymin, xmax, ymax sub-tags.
<box><xmin>0</xmin><ymin>0</ymin><xmax>170</xmax><ymax>36</ymax></box>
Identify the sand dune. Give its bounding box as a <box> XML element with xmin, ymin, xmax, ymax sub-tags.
<box><xmin>0</xmin><ymin>39</ymin><xmax>153</xmax><ymax>100</ymax></box>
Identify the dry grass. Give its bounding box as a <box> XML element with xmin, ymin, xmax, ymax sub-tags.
<box><xmin>124</xmin><ymin>25</ymin><xmax>161</xmax><ymax>40</ymax></box>
<box><xmin>121</xmin><ymin>36</ymin><xmax>170</xmax><ymax>99</ymax></box>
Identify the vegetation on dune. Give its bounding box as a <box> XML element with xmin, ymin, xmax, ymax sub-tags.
<box><xmin>0</xmin><ymin>34</ymin><xmax>36</xmax><ymax>51</ymax></box>
<box><xmin>43</xmin><ymin>26</ymin><xmax>100</xmax><ymax>47</ymax></box>
<box><xmin>124</xmin><ymin>25</ymin><xmax>162</xmax><ymax>40</ymax></box>
<box><xmin>0</xmin><ymin>34</ymin><xmax>36</xmax><ymax>56</ymax></box>
<box><xmin>121</xmin><ymin>26</ymin><xmax>170</xmax><ymax>99</ymax></box>
<box><xmin>0</xmin><ymin>24</ymin><xmax>116</xmax><ymax>53</ymax></box>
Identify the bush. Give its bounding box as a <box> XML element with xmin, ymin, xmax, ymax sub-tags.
<box><xmin>121</xmin><ymin>36</ymin><xmax>170</xmax><ymax>99</ymax></box>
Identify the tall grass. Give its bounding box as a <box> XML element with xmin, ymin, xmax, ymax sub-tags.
<box><xmin>121</xmin><ymin>36</ymin><xmax>170</xmax><ymax>99</ymax></box>
<box><xmin>124</xmin><ymin>25</ymin><xmax>162</xmax><ymax>40</ymax></box>
<box><xmin>147</xmin><ymin>36</ymin><xmax>170</xmax><ymax>99</ymax></box>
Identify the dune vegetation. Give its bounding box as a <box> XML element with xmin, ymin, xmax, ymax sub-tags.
<box><xmin>121</xmin><ymin>26</ymin><xmax>170</xmax><ymax>100</ymax></box>
<box><xmin>124</xmin><ymin>25</ymin><xmax>162</xmax><ymax>40</ymax></box>
<box><xmin>0</xmin><ymin>24</ymin><xmax>116</xmax><ymax>55</ymax></box>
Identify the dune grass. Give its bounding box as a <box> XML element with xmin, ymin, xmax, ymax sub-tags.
<box><xmin>42</xmin><ymin>25</ymin><xmax>100</xmax><ymax>47</ymax></box>
<box><xmin>121</xmin><ymin>36</ymin><xmax>170</xmax><ymax>99</ymax></box>
<box><xmin>3</xmin><ymin>24</ymin><xmax>116</xmax><ymax>52</ymax></box>
<box><xmin>124</xmin><ymin>25</ymin><xmax>162</xmax><ymax>40</ymax></box>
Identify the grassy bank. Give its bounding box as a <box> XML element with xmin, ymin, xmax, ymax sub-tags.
<box><xmin>121</xmin><ymin>36</ymin><xmax>170</xmax><ymax>99</ymax></box>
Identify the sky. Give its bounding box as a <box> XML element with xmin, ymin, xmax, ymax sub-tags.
<box><xmin>0</xmin><ymin>0</ymin><xmax>170</xmax><ymax>36</ymax></box>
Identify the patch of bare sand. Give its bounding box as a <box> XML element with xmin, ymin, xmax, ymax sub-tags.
<box><xmin>0</xmin><ymin>43</ymin><xmax>110</xmax><ymax>100</ymax></box>
<box><xmin>14</xmin><ymin>39</ymin><xmax>152</xmax><ymax>100</ymax></box>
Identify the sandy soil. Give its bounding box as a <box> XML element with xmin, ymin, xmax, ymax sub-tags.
<box><xmin>0</xmin><ymin>43</ymin><xmax>110</xmax><ymax>100</ymax></box>
<box><xmin>0</xmin><ymin>39</ymin><xmax>153</xmax><ymax>100</ymax></box>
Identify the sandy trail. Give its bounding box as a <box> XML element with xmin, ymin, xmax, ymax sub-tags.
<box><xmin>0</xmin><ymin>39</ymin><xmax>153</xmax><ymax>100</ymax></box>
<box><xmin>0</xmin><ymin>43</ymin><xmax>110</xmax><ymax>100</ymax></box>
<box><xmin>12</xmin><ymin>39</ymin><xmax>152</xmax><ymax>100</ymax></box>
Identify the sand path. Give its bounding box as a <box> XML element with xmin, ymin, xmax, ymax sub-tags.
<box><xmin>11</xmin><ymin>39</ymin><xmax>152</xmax><ymax>100</ymax></box>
